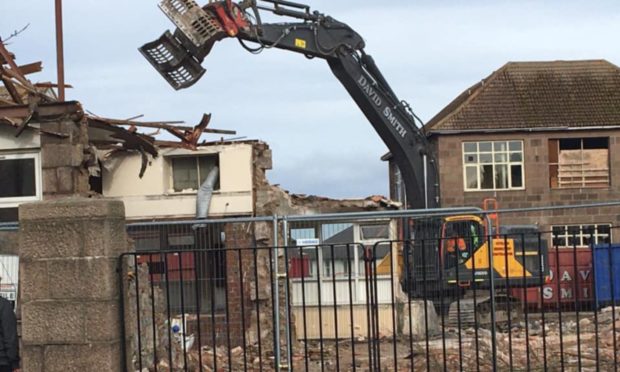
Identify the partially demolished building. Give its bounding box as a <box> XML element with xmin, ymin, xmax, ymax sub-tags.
<box><xmin>0</xmin><ymin>44</ymin><xmax>401</xmax><ymax>359</ymax></box>
<box><xmin>0</xmin><ymin>43</ymin><xmax>396</xmax><ymax>222</ymax></box>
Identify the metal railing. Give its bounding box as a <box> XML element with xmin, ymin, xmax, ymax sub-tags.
<box><xmin>121</xmin><ymin>211</ymin><xmax>620</xmax><ymax>371</ymax></box>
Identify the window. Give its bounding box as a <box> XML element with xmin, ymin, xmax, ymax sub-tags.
<box><xmin>358</xmin><ymin>222</ymin><xmax>391</xmax><ymax>273</ymax></box>
<box><xmin>357</xmin><ymin>243</ymin><xmax>391</xmax><ymax>277</ymax></box>
<box><xmin>360</xmin><ymin>224</ymin><xmax>390</xmax><ymax>240</ymax></box>
<box><xmin>291</xmin><ymin>227</ymin><xmax>317</xmax><ymax>241</ymax></box>
<box><xmin>463</xmin><ymin>141</ymin><xmax>524</xmax><ymax>191</ymax></box>
<box><xmin>442</xmin><ymin>219</ymin><xmax>485</xmax><ymax>269</ymax></box>
<box><xmin>552</xmin><ymin>224</ymin><xmax>611</xmax><ymax>248</ymax></box>
<box><xmin>0</xmin><ymin>153</ymin><xmax>41</xmax><ymax>212</ymax></box>
<box><xmin>322</xmin><ymin>251</ymin><xmax>353</xmax><ymax>278</ymax></box>
<box><xmin>549</xmin><ymin>138</ymin><xmax>609</xmax><ymax>189</ymax></box>
<box><xmin>289</xmin><ymin>224</ymin><xmax>362</xmax><ymax>280</ymax></box>
<box><xmin>170</xmin><ymin>155</ymin><xmax>219</xmax><ymax>192</ymax></box>
<box><xmin>289</xmin><ymin>221</ymin><xmax>394</xmax><ymax>305</ymax></box>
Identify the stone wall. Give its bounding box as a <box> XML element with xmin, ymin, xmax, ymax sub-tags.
<box><xmin>19</xmin><ymin>198</ymin><xmax>128</xmax><ymax>372</ymax></box>
<box><xmin>40</xmin><ymin>116</ymin><xmax>90</xmax><ymax>199</ymax></box>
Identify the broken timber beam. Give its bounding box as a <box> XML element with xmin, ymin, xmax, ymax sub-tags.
<box><xmin>0</xmin><ymin>68</ymin><xmax>24</xmax><ymax>105</ymax></box>
<box><xmin>88</xmin><ymin>117</ymin><xmax>158</xmax><ymax>157</ymax></box>
<box><xmin>0</xmin><ymin>100</ymin><xmax>83</xmax><ymax>120</ymax></box>
<box><xmin>12</xmin><ymin>61</ymin><xmax>43</xmax><ymax>76</ymax></box>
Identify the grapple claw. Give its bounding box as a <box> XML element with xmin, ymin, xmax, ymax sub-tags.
<box><xmin>139</xmin><ymin>31</ymin><xmax>206</xmax><ymax>90</ymax></box>
<box><xmin>141</xmin><ymin>1</ymin><xmax>251</xmax><ymax>89</ymax></box>
<box><xmin>159</xmin><ymin>0</ymin><xmax>229</xmax><ymax>47</ymax></box>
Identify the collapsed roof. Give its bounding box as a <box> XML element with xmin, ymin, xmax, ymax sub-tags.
<box><xmin>0</xmin><ymin>42</ymin><xmax>238</xmax><ymax>177</ymax></box>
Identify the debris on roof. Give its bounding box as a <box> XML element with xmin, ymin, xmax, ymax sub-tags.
<box><xmin>0</xmin><ymin>43</ymin><xmax>239</xmax><ymax>178</ymax></box>
<box><xmin>85</xmin><ymin>113</ymin><xmax>237</xmax><ymax>151</ymax></box>
<box><xmin>0</xmin><ymin>42</ymin><xmax>55</xmax><ymax>106</ymax></box>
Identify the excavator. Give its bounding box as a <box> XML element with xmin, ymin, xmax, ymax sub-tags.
<box><xmin>140</xmin><ymin>0</ymin><xmax>548</xmax><ymax>326</ymax></box>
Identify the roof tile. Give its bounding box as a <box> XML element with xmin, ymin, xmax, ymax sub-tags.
<box><xmin>425</xmin><ymin>60</ymin><xmax>620</xmax><ymax>132</ymax></box>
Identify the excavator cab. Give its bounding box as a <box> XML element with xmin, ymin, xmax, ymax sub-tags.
<box><xmin>403</xmin><ymin>213</ymin><xmax>547</xmax><ymax>296</ymax></box>
<box><xmin>441</xmin><ymin>216</ymin><xmax>486</xmax><ymax>271</ymax></box>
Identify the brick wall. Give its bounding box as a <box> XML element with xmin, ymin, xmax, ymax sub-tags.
<box><xmin>433</xmin><ymin>130</ymin><xmax>620</xmax><ymax>232</ymax></box>
<box><xmin>184</xmin><ymin>222</ymin><xmax>257</xmax><ymax>349</ymax></box>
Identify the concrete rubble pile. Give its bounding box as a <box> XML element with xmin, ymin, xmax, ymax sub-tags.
<box><xmin>277</xmin><ymin>308</ymin><xmax>620</xmax><ymax>371</ymax></box>
<box><xmin>128</xmin><ymin>262</ymin><xmax>274</xmax><ymax>371</ymax></box>
<box><xmin>130</xmin><ymin>308</ymin><xmax>620</xmax><ymax>371</ymax></box>
<box><xmin>128</xmin><ymin>258</ymin><xmax>620</xmax><ymax>372</ymax></box>
<box><xmin>410</xmin><ymin>307</ymin><xmax>620</xmax><ymax>371</ymax></box>
<box><xmin>145</xmin><ymin>345</ymin><xmax>262</xmax><ymax>372</ymax></box>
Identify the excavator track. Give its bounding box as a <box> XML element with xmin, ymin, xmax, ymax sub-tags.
<box><xmin>448</xmin><ymin>295</ymin><xmax>522</xmax><ymax>329</ymax></box>
<box><xmin>447</xmin><ymin>298</ymin><xmax>477</xmax><ymax>328</ymax></box>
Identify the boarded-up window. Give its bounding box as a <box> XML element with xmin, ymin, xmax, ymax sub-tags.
<box><xmin>549</xmin><ymin>138</ymin><xmax>609</xmax><ymax>189</ymax></box>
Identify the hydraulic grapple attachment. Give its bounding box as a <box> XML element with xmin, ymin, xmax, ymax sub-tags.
<box><xmin>158</xmin><ymin>0</ymin><xmax>228</xmax><ymax>47</ymax></box>
<box><xmin>139</xmin><ymin>30</ymin><xmax>207</xmax><ymax>90</ymax></box>
<box><xmin>140</xmin><ymin>0</ymin><xmax>250</xmax><ymax>90</ymax></box>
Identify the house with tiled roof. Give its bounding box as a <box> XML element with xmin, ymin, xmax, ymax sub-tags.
<box><xmin>388</xmin><ymin>60</ymin><xmax>620</xmax><ymax>240</ymax></box>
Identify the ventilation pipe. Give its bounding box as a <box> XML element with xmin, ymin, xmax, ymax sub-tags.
<box><xmin>196</xmin><ymin>166</ymin><xmax>219</xmax><ymax>219</ymax></box>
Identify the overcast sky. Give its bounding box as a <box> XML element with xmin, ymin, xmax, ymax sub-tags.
<box><xmin>2</xmin><ymin>1</ymin><xmax>619</xmax><ymax>199</ymax></box>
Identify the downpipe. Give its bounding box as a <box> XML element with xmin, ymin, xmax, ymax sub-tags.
<box><xmin>196</xmin><ymin>166</ymin><xmax>219</xmax><ymax>219</ymax></box>
<box><xmin>193</xmin><ymin>166</ymin><xmax>219</xmax><ymax>229</ymax></box>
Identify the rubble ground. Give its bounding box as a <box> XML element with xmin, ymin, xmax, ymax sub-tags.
<box><xmin>139</xmin><ymin>307</ymin><xmax>620</xmax><ymax>371</ymax></box>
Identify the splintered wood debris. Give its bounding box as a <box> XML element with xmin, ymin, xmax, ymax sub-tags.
<box><xmin>0</xmin><ymin>42</ymin><xmax>238</xmax><ymax>178</ymax></box>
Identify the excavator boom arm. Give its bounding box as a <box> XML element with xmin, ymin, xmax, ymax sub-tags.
<box><xmin>140</xmin><ymin>0</ymin><xmax>439</xmax><ymax>209</ymax></box>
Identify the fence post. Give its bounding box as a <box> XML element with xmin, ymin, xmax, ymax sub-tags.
<box><xmin>272</xmin><ymin>215</ymin><xmax>281</xmax><ymax>371</ymax></box>
<box><xmin>281</xmin><ymin>216</ymin><xmax>293</xmax><ymax>370</ymax></box>
<box><xmin>485</xmin><ymin>214</ymin><xmax>498</xmax><ymax>371</ymax></box>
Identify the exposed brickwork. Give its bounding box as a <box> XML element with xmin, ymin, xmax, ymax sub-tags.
<box><xmin>434</xmin><ymin>131</ymin><xmax>620</xmax><ymax>232</ymax></box>
<box><xmin>180</xmin><ymin>220</ymin><xmax>264</xmax><ymax>349</ymax></box>
<box><xmin>39</xmin><ymin>116</ymin><xmax>90</xmax><ymax>199</ymax></box>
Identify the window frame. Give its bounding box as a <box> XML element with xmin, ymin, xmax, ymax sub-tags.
<box><xmin>289</xmin><ymin>220</ymin><xmax>395</xmax><ymax>306</ymax></box>
<box><xmin>551</xmin><ymin>223</ymin><xmax>612</xmax><ymax>248</ymax></box>
<box><xmin>462</xmin><ymin>140</ymin><xmax>525</xmax><ymax>192</ymax></box>
<box><xmin>0</xmin><ymin>152</ymin><xmax>42</xmax><ymax>207</ymax></box>
<box><xmin>167</xmin><ymin>154</ymin><xmax>220</xmax><ymax>193</ymax></box>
